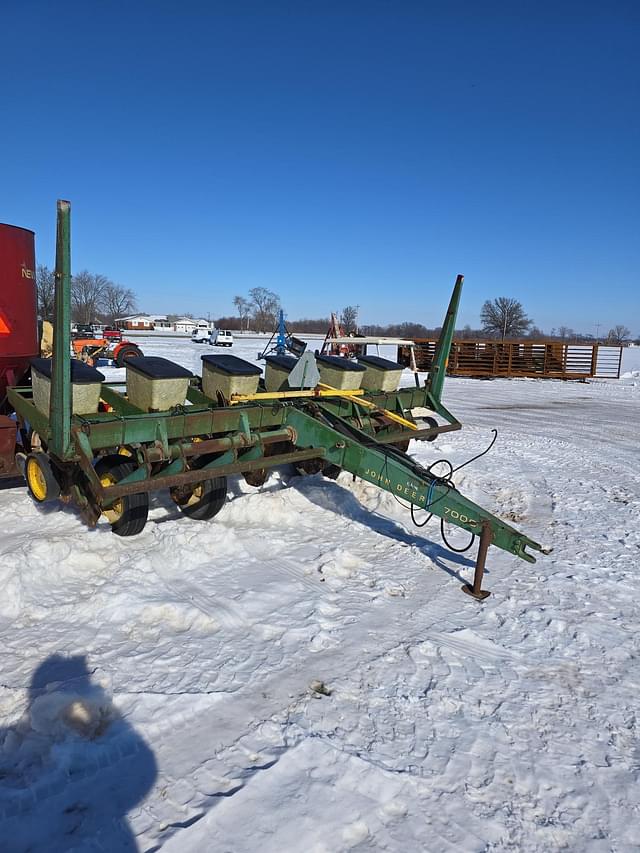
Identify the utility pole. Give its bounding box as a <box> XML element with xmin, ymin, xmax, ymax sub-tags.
<box><xmin>595</xmin><ymin>322</ymin><xmax>601</xmax><ymax>342</ymax></box>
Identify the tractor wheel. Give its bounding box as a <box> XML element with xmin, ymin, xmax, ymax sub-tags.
<box><xmin>95</xmin><ymin>455</ymin><xmax>149</xmax><ymax>536</ymax></box>
<box><xmin>115</xmin><ymin>344</ymin><xmax>143</xmax><ymax>368</ymax></box>
<box><xmin>25</xmin><ymin>452</ymin><xmax>60</xmax><ymax>503</ymax></box>
<box><xmin>170</xmin><ymin>475</ymin><xmax>227</xmax><ymax>521</ymax></box>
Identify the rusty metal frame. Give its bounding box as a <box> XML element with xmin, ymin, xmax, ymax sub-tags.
<box><xmin>399</xmin><ymin>339</ymin><xmax>624</xmax><ymax>380</ymax></box>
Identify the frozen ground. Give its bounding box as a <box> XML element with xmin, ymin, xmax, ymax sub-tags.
<box><xmin>0</xmin><ymin>341</ymin><xmax>639</xmax><ymax>852</ymax></box>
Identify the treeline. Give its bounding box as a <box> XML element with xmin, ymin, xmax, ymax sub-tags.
<box><xmin>36</xmin><ymin>265</ymin><xmax>136</xmax><ymax>325</ymax></box>
<box><xmin>213</xmin><ymin>315</ymin><xmax>332</xmax><ymax>333</ymax></box>
<box><xmin>37</xmin><ymin>271</ymin><xmax>637</xmax><ymax>345</ymax></box>
<box><xmin>453</xmin><ymin>324</ymin><xmax>634</xmax><ymax>345</ymax></box>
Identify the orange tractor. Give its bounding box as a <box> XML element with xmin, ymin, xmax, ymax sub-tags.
<box><xmin>71</xmin><ymin>336</ymin><xmax>142</xmax><ymax>367</ymax></box>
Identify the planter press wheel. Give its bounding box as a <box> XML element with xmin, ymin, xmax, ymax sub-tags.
<box><xmin>25</xmin><ymin>452</ymin><xmax>61</xmax><ymax>503</ymax></box>
<box><xmin>421</xmin><ymin>416</ymin><xmax>439</xmax><ymax>442</ymax></box>
<box><xmin>95</xmin><ymin>455</ymin><xmax>149</xmax><ymax>536</ymax></box>
<box><xmin>291</xmin><ymin>457</ymin><xmax>341</xmax><ymax>480</ymax></box>
<box><xmin>292</xmin><ymin>457</ymin><xmax>324</xmax><ymax>477</ymax></box>
<box><xmin>170</xmin><ymin>475</ymin><xmax>227</xmax><ymax>520</ymax></box>
<box><xmin>244</xmin><ymin>440</ymin><xmax>292</xmax><ymax>487</ymax></box>
<box><xmin>372</xmin><ymin>411</ymin><xmax>426</xmax><ymax>454</ymax></box>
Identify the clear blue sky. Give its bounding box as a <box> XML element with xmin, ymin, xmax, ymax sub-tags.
<box><xmin>2</xmin><ymin>1</ymin><xmax>638</xmax><ymax>334</ymax></box>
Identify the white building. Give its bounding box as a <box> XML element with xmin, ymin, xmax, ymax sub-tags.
<box><xmin>151</xmin><ymin>315</ymin><xmax>172</xmax><ymax>329</ymax></box>
<box><xmin>173</xmin><ymin>317</ymin><xmax>198</xmax><ymax>333</ymax></box>
<box><xmin>115</xmin><ymin>314</ymin><xmax>174</xmax><ymax>331</ymax></box>
<box><xmin>116</xmin><ymin>314</ymin><xmax>156</xmax><ymax>330</ymax></box>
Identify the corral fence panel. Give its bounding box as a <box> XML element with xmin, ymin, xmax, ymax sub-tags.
<box><xmin>398</xmin><ymin>340</ymin><xmax>623</xmax><ymax>380</ymax></box>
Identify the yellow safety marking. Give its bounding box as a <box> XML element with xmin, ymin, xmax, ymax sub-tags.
<box><xmin>318</xmin><ymin>384</ymin><xmax>418</xmax><ymax>431</ymax></box>
<box><xmin>229</xmin><ymin>388</ymin><xmax>365</xmax><ymax>404</ymax></box>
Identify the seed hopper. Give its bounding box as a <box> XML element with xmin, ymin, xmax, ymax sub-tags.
<box><xmin>8</xmin><ymin>201</ymin><xmax>548</xmax><ymax>600</ymax></box>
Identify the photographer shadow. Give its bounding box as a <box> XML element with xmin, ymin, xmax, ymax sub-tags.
<box><xmin>0</xmin><ymin>654</ymin><xmax>157</xmax><ymax>852</ymax></box>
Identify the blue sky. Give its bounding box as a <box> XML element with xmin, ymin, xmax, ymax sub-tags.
<box><xmin>1</xmin><ymin>1</ymin><xmax>638</xmax><ymax>333</ymax></box>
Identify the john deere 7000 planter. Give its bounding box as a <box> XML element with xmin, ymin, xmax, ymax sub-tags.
<box><xmin>8</xmin><ymin>201</ymin><xmax>547</xmax><ymax>600</ymax></box>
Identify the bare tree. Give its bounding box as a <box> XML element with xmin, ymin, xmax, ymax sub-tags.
<box><xmin>480</xmin><ymin>297</ymin><xmax>532</xmax><ymax>340</ymax></box>
<box><xmin>459</xmin><ymin>324</ymin><xmax>473</xmax><ymax>340</ymax></box>
<box><xmin>71</xmin><ymin>271</ymin><xmax>109</xmax><ymax>324</ymax></box>
<box><xmin>36</xmin><ymin>264</ymin><xmax>55</xmax><ymax>321</ymax></box>
<box><xmin>101</xmin><ymin>283</ymin><xmax>136</xmax><ymax>323</ymax></box>
<box><xmin>233</xmin><ymin>296</ymin><xmax>252</xmax><ymax>331</ymax></box>
<box><xmin>249</xmin><ymin>287</ymin><xmax>280</xmax><ymax>333</ymax></box>
<box><xmin>557</xmin><ymin>325</ymin><xmax>575</xmax><ymax>340</ymax></box>
<box><xmin>527</xmin><ymin>325</ymin><xmax>546</xmax><ymax>339</ymax></box>
<box><xmin>340</xmin><ymin>305</ymin><xmax>359</xmax><ymax>335</ymax></box>
<box><xmin>606</xmin><ymin>325</ymin><xmax>630</xmax><ymax>344</ymax></box>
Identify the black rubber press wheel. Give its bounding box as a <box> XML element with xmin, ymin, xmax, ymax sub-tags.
<box><xmin>95</xmin><ymin>455</ymin><xmax>149</xmax><ymax>536</ymax></box>
<box><xmin>170</xmin><ymin>475</ymin><xmax>227</xmax><ymax>521</ymax></box>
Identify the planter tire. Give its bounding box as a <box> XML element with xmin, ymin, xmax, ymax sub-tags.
<box><xmin>95</xmin><ymin>455</ymin><xmax>149</xmax><ymax>536</ymax></box>
<box><xmin>25</xmin><ymin>452</ymin><xmax>60</xmax><ymax>503</ymax></box>
<box><xmin>170</xmin><ymin>475</ymin><xmax>227</xmax><ymax>521</ymax></box>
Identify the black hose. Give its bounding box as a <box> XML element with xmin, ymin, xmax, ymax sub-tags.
<box><xmin>451</xmin><ymin>429</ymin><xmax>497</xmax><ymax>474</ymax></box>
<box><xmin>439</xmin><ymin>517</ymin><xmax>476</xmax><ymax>552</ymax></box>
<box><xmin>410</xmin><ymin>504</ymin><xmax>432</xmax><ymax>527</ymax></box>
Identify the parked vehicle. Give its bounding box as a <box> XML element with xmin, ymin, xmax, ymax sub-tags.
<box><xmin>102</xmin><ymin>326</ymin><xmax>123</xmax><ymax>342</ymax></box>
<box><xmin>72</xmin><ymin>323</ymin><xmax>94</xmax><ymax>339</ymax></box>
<box><xmin>210</xmin><ymin>329</ymin><xmax>233</xmax><ymax>347</ymax></box>
<box><xmin>191</xmin><ymin>326</ymin><xmax>211</xmax><ymax>343</ymax></box>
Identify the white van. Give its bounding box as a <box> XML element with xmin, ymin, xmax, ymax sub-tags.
<box><xmin>210</xmin><ymin>329</ymin><xmax>233</xmax><ymax>347</ymax></box>
<box><xmin>191</xmin><ymin>325</ymin><xmax>211</xmax><ymax>343</ymax></box>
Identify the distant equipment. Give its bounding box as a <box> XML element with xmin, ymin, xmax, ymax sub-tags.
<box><xmin>258</xmin><ymin>309</ymin><xmax>307</xmax><ymax>359</ymax></box>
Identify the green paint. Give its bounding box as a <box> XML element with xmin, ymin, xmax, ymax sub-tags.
<box><xmin>9</xmin><ymin>212</ymin><xmax>542</xmax><ymax>568</ymax></box>
<box><xmin>49</xmin><ymin>201</ymin><xmax>73</xmax><ymax>459</ymax></box>
<box><xmin>427</xmin><ymin>274</ymin><xmax>463</xmax><ymax>403</ymax></box>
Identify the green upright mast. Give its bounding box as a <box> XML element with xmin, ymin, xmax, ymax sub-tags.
<box><xmin>49</xmin><ymin>200</ymin><xmax>72</xmax><ymax>460</ymax></box>
<box><xmin>426</xmin><ymin>273</ymin><xmax>463</xmax><ymax>403</ymax></box>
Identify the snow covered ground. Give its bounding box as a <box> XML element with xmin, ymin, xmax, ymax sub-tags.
<box><xmin>1</xmin><ymin>341</ymin><xmax>639</xmax><ymax>852</ymax></box>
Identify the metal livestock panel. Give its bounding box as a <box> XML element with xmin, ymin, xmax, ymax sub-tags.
<box><xmin>398</xmin><ymin>340</ymin><xmax>623</xmax><ymax>380</ymax></box>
